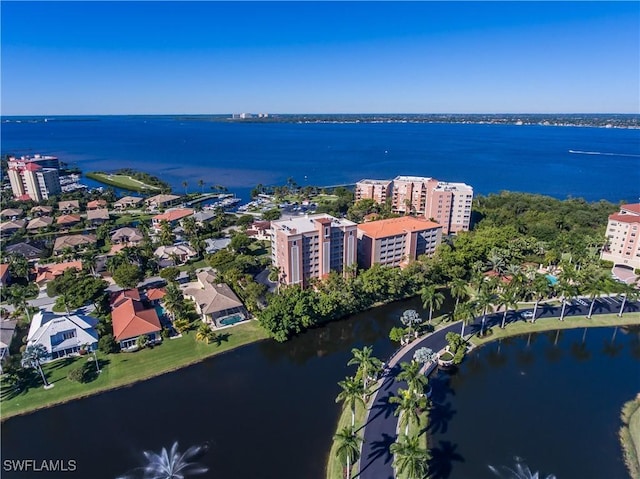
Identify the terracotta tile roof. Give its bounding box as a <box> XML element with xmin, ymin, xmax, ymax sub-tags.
<box><xmin>58</xmin><ymin>200</ymin><xmax>80</xmax><ymax>210</ymax></box>
<box><xmin>87</xmin><ymin>199</ymin><xmax>107</xmax><ymax>209</ymax></box>
<box><xmin>31</xmin><ymin>205</ymin><xmax>54</xmax><ymax>214</ymax></box>
<box><xmin>35</xmin><ymin>261</ymin><xmax>82</xmax><ymax>284</ymax></box>
<box><xmin>27</xmin><ymin>216</ymin><xmax>54</xmax><ymax>230</ymax></box>
<box><xmin>357</xmin><ymin>216</ymin><xmax>442</xmax><ymax>239</ymax></box>
<box><xmin>0</xmin><ymin>208</ymin><xmax>23</xmax><ymax>218</ymax></box>
<box><xmin>56</xmin><ymin>214</ymin><xmax>81</xmax><ymax>225</ymax></box>
<box><xmin>152</xmin><ymin>208</ymin><xmax>194</xmax><ymax>222</ymax></box>
<box><xmin>86</xmin><ymin>208</ymin><xmax>110</xmax><ymax>221</ymax></box>
<box><xmin>0</xmin><ymin>220</ymin><xmax>26</xmax><ymax>231</ymax></box>
<box><xmin>0</xmin><ymin>264</ymin><xmax>10</xmax><ymax>282</ymax></box>
<box><xmin>146</xmin><ymin>287</ymin><xmax>166</xmax><ymax>301</ymax></box>
<box><xmin>110</xmin><ymin>289</ymin><xmax>141</xmax><ymax>307</ymax></box>
<box><xmin>111</xmin><ymin>298</ymin><xmax>161</xmax><ymax>342</ymax></box>
<box><xmin>621</xmin><ymin>204</ymin><xmax>640</xmax><ymax>215</ymax></box>
<box><xmin>610</xmin><ymin>213</ymin><xmax>640</xmax><ymax>224</ymax></box>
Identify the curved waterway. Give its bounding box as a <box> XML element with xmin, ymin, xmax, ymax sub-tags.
<box><xmin>427</xmin><ymin>326</ymin><xmax>640</xmax><ymax>479</ymax></box>
<box><xmin>0</xmin><ymin>297</ymin><xmax>424</xmax><ymax>479</ymax></box>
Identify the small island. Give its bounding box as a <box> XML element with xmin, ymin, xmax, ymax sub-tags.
<box><xmin>85</xmin><ymin>169</ymin><xmax>171</xmax><ymax>193</ymax></box>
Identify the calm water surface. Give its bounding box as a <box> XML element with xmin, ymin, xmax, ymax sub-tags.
<box><xmin>428</xmin><ymin>326</ymin><xmax>640</xmax><ymax>479</ymax></box>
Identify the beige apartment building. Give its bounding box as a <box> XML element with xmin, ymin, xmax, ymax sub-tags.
<box><xmin>601</xmin><ymin>203</ymin><xmax>640</xmax><ymax>270</ymax></box>
<box><xmin>354</xmin><ymin>179</ymin><xmax>393</xmax><ymax>204</ymax></box>
<box><xmin>357</xmin><ymin>216</ymin><xmax>442</xmax><ymax>269</ymax></box>
<box><xmin>8</xmin><ymin>160</ymin><xmax>61</xmax><ymax>202</ymax></box>
<box><xmin>271</xmin><ymin>214</ymin><xmax>357</xmax><ymax>286</ymax></box>
<box><xmin>356</xmin><ymin>175</ymin><xmax>473</xmax><ymax>234</ymax></box>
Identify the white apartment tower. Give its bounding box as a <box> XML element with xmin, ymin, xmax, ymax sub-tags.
<box><xmin>8</xmin><ymin>158</ymin><xmax>61</xmax><ymax>202</ymax></box>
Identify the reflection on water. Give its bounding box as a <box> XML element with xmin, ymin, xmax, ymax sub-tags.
<box><xmin>427</xmin><ymin>326</ymin><xmax>640</xmax><ymax>479</ymax></box>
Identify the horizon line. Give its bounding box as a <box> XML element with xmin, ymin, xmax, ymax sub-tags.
<box><xmin>2</xmin><ymin>112</ymin><xmax>638</xmax><ymax>117</ymax></box>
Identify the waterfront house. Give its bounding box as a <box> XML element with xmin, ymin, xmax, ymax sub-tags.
<box><xmin>0</xmin><ymin>208</ymin><xmax>23</xmax><ymax>220</ymax></box>
<box><xmin>4</xmin><ymin>242</ymin><xmax>45</xmax><ymax>260</ymax></box>
<box><xmin>111</xmin><ymin>297</ymin><xmax>162</xmax><ymax>350</ymax></box>
<box><xmin>30</xmin><ymin>205</ymin><xmax>54</xmax><ymax>216</ymax></box>
<box><xmin>53</xmin><ymin>234</ymin><xmax>97</xmax><ymax>255</ymax></box>
<box><xmin>110</xmin><ymin>227</ymin><xmax>144</xmax><ymax>246</ymax></box>
<box><xmin>113</xmin><ymin>195</ymin><xmax>144</xmax><ymax>209</ymax></box>
<box><xmin>182</xmin><ymin>270</ymin><xmax>248</xmax><ymax>327</ymax></box>
<box><xmin>27</xmin><ymin>311</ymin><xmax>99</xmax><ymax>362</ymax></box>
<box><xmin>193</xmin><ymin>209</ymin><xmax>217</xmax><ymax>226</ymax></box>
<box><xmin>0</xmin><ymin>219</ymin><xmax>27</xmax><ymax>237</ymax></box>
<box><xmin>154</xmin><ymin>244</ymin><xmax>197</xmax><ymax>266</ymax></box>
<box><xmin>0</xmin><ymin>319</ymin><xmax>17</xmax><ymax>369</ymax></box>
<box><xmin>151</xmin><ymin>208</ymin><xmax>194</xmax><ymax>231</ymax></box>
<box><xmin>34</xmin><ymin>261</ymin><xmax>83</xmax><ymax>287</ymax></box>
<box><xmin>56</xmin><ymin>214</ymin><xmax>82</xmax><ymax>228</ymax></box>
<box><xmin>26</xmin><ymin>216</ymin><xmax>54</xmax><ymax>231</ymax></box>
<box><xmin>357</xmin><ymin>216</ymin><xmax>442</xmax><ymax>269</ymax></box>
<box><xmin>58</xmin><ymin>200</ymin><xmax>80</xmax><ymax>213</ymax></box>
<box><xmin>86</xmin><ymin>199</ymin><xmax>107</xmax><ymax>210</ymax></box>
<box><xmin>86</xmin><ymin>208</ymin><xmax>110</xmax><ymax>225</ymax></box>
<box><xmin>145</xmin><ymin>194</ymin><xmax>180</xmax><ymax>210</ymax></box>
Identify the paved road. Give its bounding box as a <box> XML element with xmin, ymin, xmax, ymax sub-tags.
<box><xmin>358</xmin><ymin>296</ymin><xmax>640</xmax><ymax>479</ymax></box>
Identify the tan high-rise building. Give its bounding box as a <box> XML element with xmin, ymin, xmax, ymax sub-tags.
<box><xmin>271</xmin><ymin>214</ymin><xmax>357</xmax><ymax>287</ymax></box>
<box><xmin>356</xmin><ymin>175</ymin><xmax>473</xmax><ymax>234</ymax></box>
<box><xmin>355</xmin><ymin>179</ymin><xmax>393</xmax><ymax>204</ymax></box>
<box><xmin>8</xmin><ymin>159</ymin><xmax>61</xmax><ymax>202</ymax></box>
<box><xmin>601</xmin><ymin>204</ymin><xmax>640</xmax><ymax>270</ymax></box>
<box><xmin>357</xmin><ymin>216</ymin><xmax>442</xmax><ymax>269</ymax></box>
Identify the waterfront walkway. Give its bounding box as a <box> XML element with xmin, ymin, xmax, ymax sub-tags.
<box><xmin>357</xmin><ymin>297</ymin><xmax>640</xmax><ymax>479</ymax></box>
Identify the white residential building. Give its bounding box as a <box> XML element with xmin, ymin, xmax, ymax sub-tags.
<box><xmin>27</xmin><ymin>311</ymin><xmax>99</xmax><ymax>362</ymax></box>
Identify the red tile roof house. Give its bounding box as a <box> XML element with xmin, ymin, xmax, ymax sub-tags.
<box><xmin>151</xmin><ymin>208</ymin><xmax>194</xmax><ymax>232</ymax></box>
<box><xmin>86</xmin><ymin>199</ymin><xmax>107</xmax><ymax>210</ymax></box>
<box><xmin>0</xmin><ymin>264</ymin><xmax>11</xmax><ymax>289</ymax></box>
<box><xmin>34</xmin><ymin>261</ymin><xmax>83</xmax><ymax>287</ymax></box>
<box><xmin>111</xmin><ymin>295</ymin><xmax>162</xmax><ymax>351</ymax></box>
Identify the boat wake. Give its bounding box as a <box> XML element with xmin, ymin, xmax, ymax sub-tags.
<box><xmin>569</xmin><ymin>149</ymin><xmax>640</xmax><ymax>158</ymax></box>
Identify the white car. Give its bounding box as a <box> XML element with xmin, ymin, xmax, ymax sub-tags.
<box><xmin>521</xmin><ymin>311</ymin><xmax>534</xmax><ymax>320</ymax></box>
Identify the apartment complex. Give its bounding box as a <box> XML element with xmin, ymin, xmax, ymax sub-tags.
<box><xmin>271</xmin><ymin>214</ymin><xmax>357</xmax><ymax>286</ymax></box>
<box><xmin>7</xmin><ymin>156</ymin><xmax>61</xmax><ymax>202</ymax></box>
<box><xmin>355</xmin><ymin>176</ymin><xmax>473</xmax><ymax>234</ymax></box>
<box><xmin>357</xmin><ymin>216</ymin><xmax>442</xmax><ymax>269</ymax></box>
<box><xmin>601</xmin><ymin>203</ymin><xmax>640</xmax><ymax>270</ymax></box>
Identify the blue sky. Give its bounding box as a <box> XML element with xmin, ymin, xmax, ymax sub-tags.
<box><xmin>2</xmin><ymin>1</ymin><xmax>638</xmax><ymax>115</ymax></box>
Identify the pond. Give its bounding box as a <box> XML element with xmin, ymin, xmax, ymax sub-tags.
<box><xmin>427</xmin><ymin>326</ymin><xmax>640</xmax><ymax>479</ymax></box>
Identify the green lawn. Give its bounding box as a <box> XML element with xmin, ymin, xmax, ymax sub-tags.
<box><xmin>1</xmin><ymin>320</ymin><xmax>268</xmax><ymax>420</ymax></box>
<box><xmin>469</xmin><ymin>312</ymin><xmax>640</xmax><ymax>347</ymax></box>
<box><xmin>326</xmin><ymin>401</ymin><xmax>367</xmax><ymax>479</ymax></box>
<box><xmin>86</xmin><ymin>172</ymin><xmax>161</xmax><ymax>193</ymax></box>
<box><xmin>114</xmin><ymin>213</ymin><xmax>154</xmax><ymax>226</ymax></box>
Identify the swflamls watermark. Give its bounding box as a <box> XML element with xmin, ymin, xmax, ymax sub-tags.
<box><xmin>3</xmin><ymin>459</ymin><xmax>77</xmax><ymax>473</ymax></box>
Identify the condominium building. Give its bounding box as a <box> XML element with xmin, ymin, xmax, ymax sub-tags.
<box><xmin>357</xmin><ymin>216</ymin><xmax>442</xmax><ymax>269</ymax></box>
<box><xmin>271</xmin><ymin>214</ymin><xmax>357</xmax><ymax>286</ymax></box>
<box><xmin>355</xmin><ymin>175</ymin><xmax>473</xmax><ymax>234</ymax></box>
<box><xmin>7</xmin><ymin>156</ymin><xmax>61</xmax><ymax>202</ymax></box>
<box><xmin>601</xmin><ymin>204</ymin><xmax>640</xmax><ymax>270</ymax></box>
<box><xmin>355</xmin><ymin>179</ymin><xmax>393</xmax><ymax>204</ymax></box>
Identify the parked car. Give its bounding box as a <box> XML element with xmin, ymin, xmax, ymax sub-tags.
<box><xmin>521</xmin><ymin>311</ymin><xmax>534</xmax><ymax>320</ymax></box>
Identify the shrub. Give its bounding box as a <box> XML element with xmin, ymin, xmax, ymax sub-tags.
<box><xmin>67</xmin><ymin>367</ymin><xmax>85</xmax><ymax>383</ymax></box>
<box><xmin>98</xmin><ymin>334</ymin><xmax>119</xmax><ymax>354</ymax></box>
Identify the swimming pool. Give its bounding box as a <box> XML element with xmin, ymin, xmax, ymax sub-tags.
<box><xmin>155</xmin><ymin>305</ymin><xmax>167</xmax><ymax>318</ymax></box>
<box><xmin>220</xmin><ymin>314</ymin><xmax>245</xmax><ymax>326</ymax></box>
<box><xmin>545</xmin><ymin>274</ymin><xmax>558</xmax><ymax>286</ymax></box>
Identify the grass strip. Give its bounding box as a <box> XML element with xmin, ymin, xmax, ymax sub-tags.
<box><xmin>620</xmin><ymin>394</ymin><xmax>640</xmax><ymax>479</ymax></box>
<box><xmin>1</xmin><ymin>320</ymin><xmax>267</xmax><ymax>420</ymax></box>
<box><xmin>85</xmin><ymin>172</ymin><xmax>161</xmax><ymax>193</ymax></box>
<box><xmin>326</xmin><ymin>400</ymin><xmax>367</xmax><ymax>479</ymax></box>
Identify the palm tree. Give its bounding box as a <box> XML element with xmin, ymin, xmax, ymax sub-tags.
<box><xmin>617</xmin><ymin>282</ymin><xmax>640</xmax><ymax>317</ymax></box>
<box><xmin>556</xmin><ymin>278</ymin><xmax>575</xmax><ymax>321</ymax></box>
<box><xmin>584</xmin><ymin>271</ymin><xmax>607</xmax><ymax>319</ymax></box>
<box><xmin>530</xmin><ymin>273</ymin><xmax>551</xmax><ymax>323</ymax></box>
<box><xmin>420</xmin><ymin>285</ymin><xmax>445</xmax><ymax>323</ymax></box>
<box><xmin>396</xmin><ymin>360</ymin><xmax>427</xmax><ymax>397</ymax></box>
<box><xmin>198</xmin><ymin>179</ymin><xmax>205</xmax><ymax>194</ymax></box>
<box><xmin>159</xmin><ymin>220</ymin><xmax>175</xmax><ymax>246</ymax></box>
<box><xmin>8</xmin><ymin>285</ymin><xmax>33</xmax><ymax>322</ymax></box>
<box><xmin>390</xmin><ymin>388</ymin><xmax>424</xmax><ymax>436</ymax></box>
<box><xmin>347</xmin><ymin>346</ymin><xmax>383</xmax><ymax>397</ymax></box>
<box><xmin>476</xmin><ymin>284</ymin><xmax>496</xmax><ymax>336</ymax></box>
<box><xmin>195</xmin><ymin>322</ymin><xmax>216</xmax><ymax>344</ymax></box>
<box><xmin>182</xmin><ymin>180</ymin><xmax>188</xmax><ymax>195</ymax></box>
<box><xmin>334</xmin><ymin>427</ymin><xmax>362</xmax><ymax>479</ymax></box>
<box><xmin>163</xmin><ymin>283</ymin><xmax>184</xmax><ymax>321</ymax></box>
<box><xmin>390</xmin><ymin>434</ymin><xmax>429</xmax><ymax>479</ymax></box>
<box><xmin>336</xmin><ymin>376</ymin><xmax>366</xmax><ymax>428</ymax></box>
<box><xmin>449</xmin><ymin>278</ymin><xmax>468</xmax><ymax>310</ymax></box>
<box><xmin>455</xmin><ymin>301</ymin><xmax>477</xmax><ymax>337</ymax></box>
<box><xmin>9</xmin><ymin>254</ymin><xmax>29</xmax><ymax>281</ymax></box>
<box><xmin>21</xmin><ymin>344</ymin><xmax>51</xmax><ymax>388</ymax></box>
<box><xmin>498</xmin><ymin>288</ymin><xmax>519</xmax><ymax>329</ymax></box>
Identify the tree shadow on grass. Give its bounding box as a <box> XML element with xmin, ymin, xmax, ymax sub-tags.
<box><xmin>1</xmin><ymin>368</ymin><xmax>42</xmax><ymax>400</ymax></box>
<box><xmin>213</xmin><ymin>332</ymin><xmax>231</xmax><ymax>346</ymax></box>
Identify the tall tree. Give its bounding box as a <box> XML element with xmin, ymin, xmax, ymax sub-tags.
<box><xmin>420</xmin><ymin>285</ymin><xmax>445</xmax><ymax>323</ymax></box>
<box><xmin>21</xmin><ymin>344</ymin><xmax>51</xmax><ymax>388</ymax></box>
<box><xmin>198</xmin><ymin>179</ymin><xmax>205</xmax><ymax>194</ymax></box>
<box><xmin>617</xmin><ymin>282</ymin><xmax>640</xmax><ymax>317</ymax></box>
<box><xmin>530</xmin><ymin>273</ymin><xmax>551</xmax><ymax>323</ymax></box>
<box><xmin>396</xmin><ymin>360</ymin><xmax>428</xmax><ymax>397</ymax></box>
<box><xmin>334</xmin><ymin>427</ymin><xmax>362</xmax><ymax>479</ymax></box>
<box><xmin>347</xmin><ymin>346</ymin><xmax>383</xmax><ymax>398</ymax></box>
<box><xmin>336</xmin><ymin>376</ymin><xmax>366</xmax><ymax>428</ymax></box>
<box><xmin>390</xmin><ymin>434</ymin><xmax>429</xmax><ymax>479</ymax></box>
<box><xmin>448</xmin><ymin>278</ymin><xmax>468</xmax><ymax>310</ymax></box>
<box><xmin>476</xmin><ymin>284</ymin><xmax>496</xmax><ymax>336</ymax></box>
<box><xmin>498</xmin><ymin>288</ymin><xmax>519</xmax><ymax>329</ymax></box>
<box><xmin>389</xmin><ymin>388</ymin><xmax>425</xmax><ymax>436</ymax></box>
<box><xmin>182</xmin><ymin>180</ymin><xmax>188</xmax><ymax>195</ymax></box>
<box><xmin>455</xmin><ymin>301</ymin><xmax>477</xmax><ymax>337</ymax></box>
